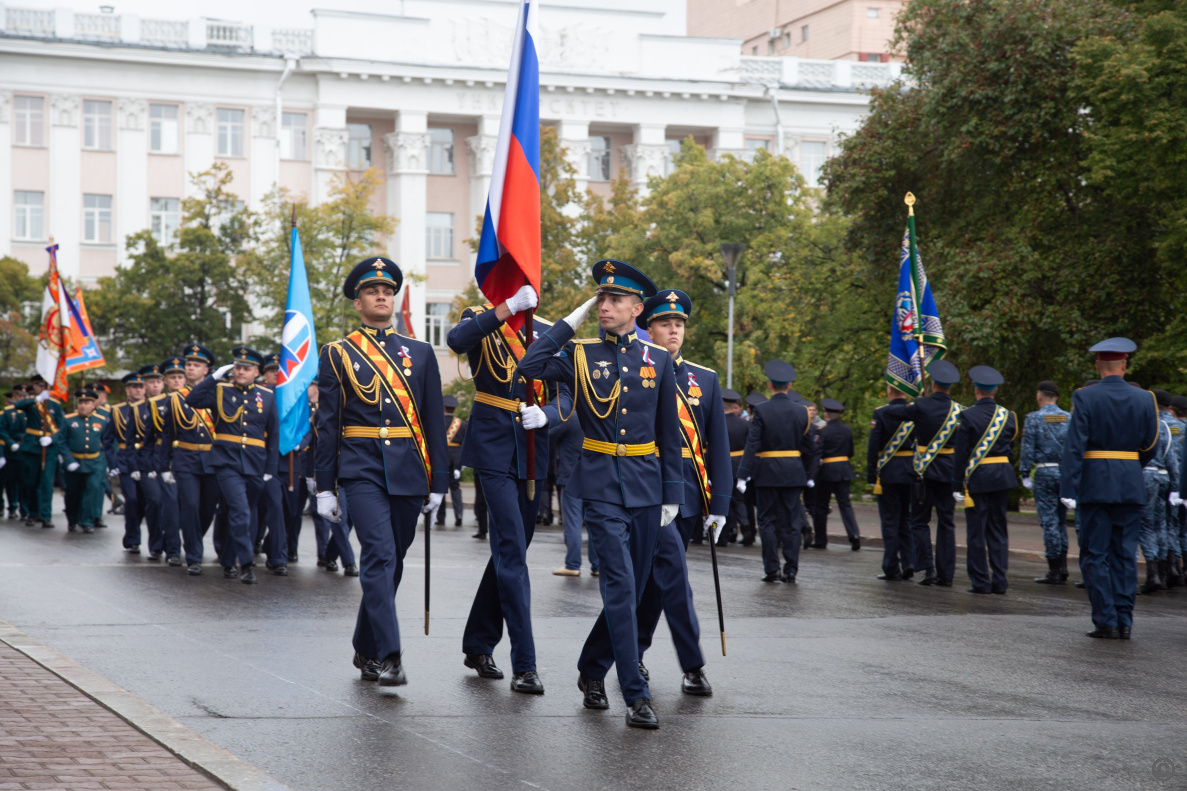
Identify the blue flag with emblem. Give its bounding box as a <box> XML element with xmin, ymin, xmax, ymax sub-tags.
<box><xmin>885</xmin><ymin>192</ymin><xmax>945</xmax><ymax>397</ymax></box>
<box><xmin>276</xmin><ymin>220</ymin><xmax>318</xmax><ymax>456</ymax></box>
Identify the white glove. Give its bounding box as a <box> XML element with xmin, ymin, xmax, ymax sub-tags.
<box><xmin>306</xmin><ymin>477</ymin><xmax>317</xmax><ymax>495</ymax></box>
<box><xmin>1061</xmin><ymin>498</ymin><xmax>1077</xmax><ymax>510</ymax></box>
<box><xmin>953</xmin><ymin>492</ymin><xmax>965</xmax><ymax>505</ymax></box>
<box><xmin>316</xmin><ymin>491</ymin><xmax>341</xmax><ymax>523</ymax></box>
<box><xmin>505</xmin><ymin>284</ymin><xmax>538</xmax><ymax>316</ymax></box>
<box><xmin>147</xmin><ymin>471</ymin><xmax>157</xmax><ymax>479</ymax></box>
<box><xmin>563</xmin><ymin>295</ymin><xmax>598</xmax><ymax>331</ymax></box>
<box><xmin>108</xmin><ymin>468</ymin><xmax>120</xmax><ymax>478</ymax></box>
<box><xmin>519</xmin><ymin>403</ymin><xmax>548</xmax><ymax>430</ymax></box>
<box><xmin>735</xmin><ymin>478</ymin><xmax>747</xmax><ymax>494</ymax></box>
<box><xmin>263</xmin><ymin>473</ymin><xmax>273</xmax><ymax>482</ymax></box>
<box><xmin>806</xmin><ymin>479</ymin><xmax>815</xmax><ymax>489</ymax></box>
<box><xmin>36</xmin><ymin>389</ymin><xmax>51</xmax><ymax>403</ymax></box>
<box><xmin>213</xmin><ymin>363</ymin><xmax>234</xmax><ymax>380</ymax></box>
<box><xmin>161</xmin><ymin>471</ymin><xmax>175</xmax><ymax>485</ymax></box>
<box><xmin>704</xmin><ymin>514</ymin><xmax>727</xmax><ymax>544</ymax></box>
<box><xmin>1170</xmin><ymin>492</ymin><xmax>1182</xmax><ymax>508</ymax></box>
<box><xmin>38</xmin><ymin>435</ymin><xmax>53</xmax><ymax>447</ymax></box>
<box><xmin>660</xmin><ymin>503</ymin><xmax>679</xmax><ymax>526</ymax></box>
<box><xmin>130</xmin><ymin>471</ymin><xmax>141</xmax><ymax>481</ymax></box>
<box><xmin>423</xmin><ymin>492</ymin><xmax>444</xmax><ymax>515</ymax></box>
<box><xmin>66</xmin><ymin>461</ymin><xmax>80</xmax><ymax>472</ymax></box>
<box><xmin>453</xmin><ymin>468</ymin><xmax>461</xmax><ymax>481</ymax></box>
<box><xmin>0</xmin><ymin>457</ymin><xmax>5</xmax><ymax>470</ymax></box>
<box><xmin>1022</xmin><ymin>476</ymin><xmax>1033</xmax><ymax>490</ymax></box>
<box><xmin>9</xmin><ymin>443</ymin><xmax>17</xmax><ymax>452</ymax></box>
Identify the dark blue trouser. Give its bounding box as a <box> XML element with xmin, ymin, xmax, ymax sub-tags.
<box><xmin>214</xmin><ymin>468</ymin><xmax>262</xmax><ymax>569</ymax></box>
<box><xmin>877</xmin><ymin>483</ymin><xmax>912</xmax><ymax>576</ymax></box>
<box><xmin>965</xmin><ymin>489</ymin><xmax>1009</xmax><ymax>592</ymax></box>
<box><xmin>342</xmin><ymin>479</ymin><xmax>420</xmax><ymax>661</ymax></box>
<box><xmin>256</xmin><ymin>475</ymin><xmax>287</xmax><ymax>566</ymax></box>
<box><xmin>157</xmin><ymin>477</ymin><xmax>182</xmax><ymax>558</ymax></box>
<box><xmin>562</xmin><ymin>488</ymin><xmax>599</xmax><ymax>571</ymax></box>
<box><xmin>462</xmin><ymin>470</ymin><xmax>540</xmax><ymax>674</ymax></box>
<box><xmin>322</xmin><ymin>488</ymin><xmax>357</xmax><ymax>566</ymax></box>
<box><xmin>911</xmin><ymin>478</ymin><xmax>957</xmax><ymax>578</ymax></box>
<box><xmin>758</xmin><ymin>486</ymin><xmax>803</xmax><ymax>576</ymax></box>
<box><xmin>636</xmin><ymin>512</ymin><xmax>704</xmax><ymax>672</ymax></box>
<box><xmin>119</xmin><ymin>472</ymin><xmax>143</xmax><ymax>548</ymax></box>
<box><xmin>176</xmin><ymin>472</ymin><xmax>218</xmax><ymax>565</ymax></box>
<box><xmin>1079</xmin><ymin>502</ymin><xmax>1141</xmax><ymax>629</ymax></box>
<box><xmin>577</xmin><ymin>500</ymin><xmax>661</xmax><ymax>705</ymax></box>
<box><xmin>813</xmin><ymin>480</ymin><xmax>860</xmax><ymax>543</ymax></box>
<box><xmin>140</xmin><ymin>474</ymin><xmax>166</xmax><ymax>554</ymax></box>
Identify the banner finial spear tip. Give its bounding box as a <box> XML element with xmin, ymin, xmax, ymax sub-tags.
<box><xmin>904</xmin><ymin>192</ymin><xmax>916</xmax><ymax>217</ymax></box>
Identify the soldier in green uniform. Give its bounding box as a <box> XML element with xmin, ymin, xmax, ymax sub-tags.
<box><xmin>59</xmin><ymin>388</ymin><xmax>108</xmax><ymax>533</ymax></box>
<box><xmin>15</xmin><ymin>375</ymin><xmax>67</xmax><ymax>528</ymax></box>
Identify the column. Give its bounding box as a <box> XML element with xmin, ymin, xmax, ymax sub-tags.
<box><xmin>556</xmin><ymin>119</ymin><xmax>589</xmax><ymax>215</ymax></box>
<box><xmin>383</xmin><ymin>110</ymin><xmax>428</xmax><ymax>340</ymax></box>
<box><xmin>48</xmin><ymin>93</ymin><xmax>81</xmax><ymax>280</ymax></box>
<box><xmin>620</xmin><ymin>123</ymin><xmax>668</xmax><ymax>197</ymax></box>
<box><xmin>249</xmin><ymin>105</ymin><xmax>277</xmax><ymax>209</ymax></box>
<box><xmin>0</xmin><ymin>92</ymin><xmax>11</xmax><ymax>258</ymax></box>
<box><xmin>712</xmin><ymin>126</ymin><xmax>748</xmax><ymax>162</ymax></box>
<box><xmin>464</xmin><ymin>114</ymin><xmax>500</xmax><ymax>255</ymax></box>
<box><xmin>312</xmin><ymin>104</ymin><xmax>347</xmax><ymax>206</ymax></box>
<box><xmin>183</xmin><ymin>103</ymin><xmax>214</xmax><ymax>200</ymax></box>
<box><xmin>115</xmin><ymin>99</ymin><xmax>147</xmax><ymax>267</ymax></box>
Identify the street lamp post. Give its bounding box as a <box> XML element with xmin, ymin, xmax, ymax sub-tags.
<box><xmin>719</xmin><ymin>243</ymin><xmax>746</xmax><ymax>390</ymax></box>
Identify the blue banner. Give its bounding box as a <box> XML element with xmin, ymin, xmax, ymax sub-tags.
<box><xmin>276</xmin><ymin>225</ymin><xmax>318</xmax><ymax>456</ymax></box>
<box><xmin>885</xmin><ymin>212</ymin><xmax>945</xmax><ymax>397</ymax></box>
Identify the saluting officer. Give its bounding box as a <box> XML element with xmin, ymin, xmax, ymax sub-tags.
<box><xmin>1020</xmin><ymin>380</ymin><xmax>1071</xmax><ymax>585</ymax></box>
<box><xmin>632</xmin><ymin>288</ymin><xmax>729</xmax><ymax>697</ymax></box>
<box><xmin>186</xmin><ymin>347</ymin><xmax>280</xmax><ymax>584</ymax></box>
<box><xmin>448</xmin><ymin>282</ymin><xmax>559</xmax><ymax>693</ymax></box>
<box><xmin>314</xmin><ymin>257</ymin><xmax>448</xmax><ymax>687</ymax></box>
<box><xmin>719</xmin><ymin>389</ymin><xmax>751</xmax><ymax>546</ymax></box>
<box><xmin>59</xmin><ymin>388</ymin><xmax>104</xmax><ymax>533</ymax></box>
<box><xmin>811</xmin><ymin>399</ymin><xmax>861</xmax><ymax>551</ymax></box>
<box><xmin>159</xmin><ymin>346</ymin><xmax>219</xmax><ymax>575</ymax></box>
<box><xmin>103</xmin><ymin>372</ymin><xmax>147</xmax><ymax>553</ymax></box>
<box><xmin>518</xmin><ymin>259</ymin><xmax>683</xmax><ymax>730</ymax></box>
<box><xmin>867</xmin><ymin>384</ymin><xmax>916</xmax><ymax>581</ymax></box>
<box><xmin>436</xmin><ymin>395</ymin><xmax>466</xmax><ymax>528</ymax></box>
<box><xmin>952</xmin><ymin>366</ymin><xmax>1017</xmax><ymax>595</ymax></box>
<box><xmin>15</xmin><ymin>374</ymin><xmax>67</xmax><ymax>529</ymax></box>
<box><xmin>737</xmin><ymin>360</ymin><xmax>819</xmax><ymax>584</ymax></box>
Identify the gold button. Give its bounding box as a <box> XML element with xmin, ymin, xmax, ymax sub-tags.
<box><xmin>620</xmin><ymin>429</ymin><xmax>626</xmax><ymax>435</ymax></box>
<box><xmin>385</xmin><ymin>419</ymin><xmax>391</xmax><ymax>426</ymax></box>
<box><xmin>621</xmin><ymin>366</ymin><xmax>628</xmax><ymax>372</ymax></box>
<box><xmin>379</xmin><ymin>427</ymin><xmax>389</xmax><ymax>438</ymax></box>
<box><xmin>623</xmin><ymin>386</ymin><xmax>629</xmax><ymax>392</ymax></box>
<box><xmin>515</xmin><ymin>416</ymin><xmax>521</xmax><ymax>422</ymax></box>
<box><xmin>620</xmin><ymin>348</ymin><xmax>626</xmax><ymax>353</ymax></box>
<box><xmin>172</xmin><ymin>441</ymin><xmax>179</xmax><ymax>448</ymax></box>
<box><xmin>380</xmin><ymin>341</ymin><xmax>385</xmax><ymax>346</ymax></box>
<box><xmin>385</xmin><ymin>398</ymin><xmax>391</xmax><ymax>404</ymax></box>
<box><xmin>384</xmin><ymin>439</ymin><xmax>391</xmax><ymax>445</ymax></box>
<box><xmin>621</xmin><ymin>408</ymin><xmax>627</xmax><ymax>414</ymax></box>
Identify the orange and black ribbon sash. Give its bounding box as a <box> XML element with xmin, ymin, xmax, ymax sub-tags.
<box><xmin>346</xmin><ymin>331</ymin><xmax>431</xmax><ymax>482</ymax></box>
<box><xmin>676</xmin><ymin>386</ymin><xmax>712</xmax><ymax>513</ymax></box>
<box><xmin>446</xmin><ymin>417</ymin><xmax>462</xmax><ymax>443</ymax></box>
<box><xmin>497</xmin><ymin>321</ymin><xmax>546</xmax><ymax>403</ymax></box>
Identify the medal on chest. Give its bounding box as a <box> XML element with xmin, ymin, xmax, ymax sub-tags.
<box><xmin>256</xmin><ymin>392</ymin><xmax>263</xmax><ymax>413</ymax></box>
<box><xmin>398</xmin><ymin>345</ymin><xmax>413</xmax><ymax>369</ymax></box>
<box><xmin>593</xmin><ymin>360</ymin><xmax>610</xmax><ymax>380</ymax></box>
<box><xmin>640</xmin><ymin>347</ymin><xmax>656</xmax><ymax>388</ymax></box>
<box><xmin>686</xmin><ymin>371</ymin><xmax>702</xmax><ymax>405</ymax></box>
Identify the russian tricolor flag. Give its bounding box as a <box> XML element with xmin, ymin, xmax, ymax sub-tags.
<box><xmin>475</xmin><ymin>0</ymin><xmax>541</xmax><ymax>331</ymax></box>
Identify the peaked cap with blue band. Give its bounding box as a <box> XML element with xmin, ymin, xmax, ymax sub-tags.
<box><xmin>928</xmin><ymin>359</ymin><xmax>960</xmax><ymax>386</ymax></box>
<box><xmin>138</xmin><ymin>363</ymin><xmax>164</xmax><ymax>379</ymax></box>
<box><xmin>968</xmin><ymin>365</ymin><xmax>1004</xmax><ymax>390</ymax></box>
<box><xmin>1088</xmin><ymin>336</ymin><xmax>1137</xmax><ymax>360</ymax></box>
<box><xmin>261</xmin><ymin>353</ymin><xmax>280</xmax><ymax>372</ymax></box>
<box><xmin>638</xmin><ymin>288</ymin><xmax>692</xmax><ymax>329</ymax></box>
<box><xmin>230</xmin><ymin>346</ymin><xmax>264</xmax><ymax>367</ymax></box>
<box><xmin>764</xmin><ymin>359</ymin><xmax>797</xmax><ymax>386</ymax></box>
<box><xmin>161</xmin><ymin>356</ymin><xmax>185</xmax><ymax>375</ymax></box>
<box><xmin>121</xmin><ymin>372</ymin><xmax>145</xmax><ymax>386</ymax></box>
<box><xmin>344</xmin><ymin>256</ymin><xmax>403</xmax><ymax>299</ymax></box>
<box><xmin>183</xmin><ymin>344</ymin><xmax>215</xmax><ymax>366</ymax></box>
<box><xmin>592</xmin><ymin>259</ymin><xmax>657</xmax><ymax>300</ymax></box>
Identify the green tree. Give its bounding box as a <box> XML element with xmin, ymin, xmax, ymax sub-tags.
<box><xmin>0</xmin><ymin>256</ymin><xmax>39</xmax><ymax>376</ymax></box>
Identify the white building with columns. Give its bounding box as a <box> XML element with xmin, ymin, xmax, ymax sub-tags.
<box><xmin>0</xmin><ymin>0</ymin><xmax>901</xmax><ymax>378</ymax></box>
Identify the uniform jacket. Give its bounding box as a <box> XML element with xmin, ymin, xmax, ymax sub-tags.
<box><xmin>1060</xmin><ymin>377</ymin><xmax>1158</xmax><ymax>504</ymax></box>
<box><xmin>673</xmin><ymin>354</ymin><xmax>732</xmax><ymax>518</ymax></box>
<box><xmin>815</xmin><ymin>419</ymin><xmax>856</xmax><ymax>483</ymax></box>
<box><xmin>951</xmin><ymin>398</ymin><xmax>1018</xmax><ymax>494</ymax></box>
<box><xmin>135</xmin><ymin>394</ymin><xmax>171</xmax><ymax>474</ymax></box>
<box><xmin>448</xmin><ymin>307</ymin><xmax>570</xmax><ymax>479</ymax></box>
<box><xmin>1147</xmin><ymin>417</ymin><xmax>1180</xmax><ymax>485</ymax></box>
<box><xmin>866</xmin><ymin>399</ymin><xmax>916</xmax><ymax>486</ymax></box>
<box><xmin>738</xmin><ymin>392</ymin><xmax>818</xmax><ymax>488</ymax></box>
<box><xmin>1</xmin><ymin>404</ymin><xmax>27</xmax><ymax>458</ymax></box>
<box><xmin>518</xmin><ymin>323</ymin><xmax>684</xmax><ymax>508</ymax></box>
<box><xmin>725</xmin><ymin>412</ymin><xmax>749</xmax><ymax>479</ymax></box>
<box><xmin>882</xmin><ymin>392</ymin><xmax>959</xmax><ymax>483</ymax></box>
<box><xmin>12</xmin><ymin>397</ymin><xmax>66</xmax><ymax>455</ymax></box>
<box><xmin>186</xmin><ymin>377</ymin><xmax>279</xmax><ymax>478</ymax></box>
<box><xmin>158</xmin><ymin>386</ymin><xmax>216</xmax><ymax>476</ymax></box>
<box><xmin>101</xmin><ymin>401</ymin><xmax>144</xmax><ymax>473</ymax></box>
<box><xmin>443</xmin><ymin>413</ymin><xmax>466</xmax><ymax>468</ymax></box>
<box><xmin>1018</xmin><ymin>403</ymin><xmax>1070</xmax><ymax>475</ymax></box>
<box><xmin>549</xmin><ymin>411</ymin><xmax>584</xmax><ymax>489</ymax></box>
<box><xmin>314</xmin><ymin>324</ymin><xmax>448</xmax><ymax>497</ymax></box>
<box><xmin>58</xmin><ymin>409</ymin><xmax>110</xmax><ymax>474</ymax></box>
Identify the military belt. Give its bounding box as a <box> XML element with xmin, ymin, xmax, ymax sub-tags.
<box><xmin>1084</xmin><ymin>451</ymin><xmax>1139</xmax><ymax>461</ymax></box>
<box><xmin>117</xmin><ymin>442</ymin><xmax>127</xmax><ymax>450</ymax></box>
<box><xmin>174</xmin><ymin>441</ymin><xmax>211</xmax><ymax>451</ymax></box>
<box><xmin>892</xmin><ymin>451</ymin><xmax>913</xmax><ymax>457</ymax></box>
<box><xmin>447</xmin><ymin>442</ymin><xmax>461</xmax><ymax>447</ymax></box>
<box><xmin>583</xmin><ymin>438</ymin><xmax>657</xmax><ymax>457</ymax></box>
<box><xmin>474</xmin><ymin>392</ymin><xmax>522</xmax><ymax>412</ymax></box>
<box><xmin>822</xmin><ymin>456</ymin><xmax>850</xmax><ymax>464</ymax></box>
<box><xmin>25</xmin><ymin>428</ymin><xmax>52</xmax><ymax>437</ymax></box>
<box><xmin>214</xmin><ymin>433</ymin><xmax>266</xmax><ymax>449</ymax></box>
<box><xmin>756</xmin><ymin>450</ymin><xmax>801</xmax><ymax>458</ymax></box>
<box><xmin>729</xmin><ymin>450</ymin><xmax>744</xmax><ymax>457</ymax></box>
<box><xmin>980</xmin><ymin>456</ymin><xmax>1012</xmax><ymax>464</ymax></box>
<box><xmin>916</xmin><ymin>445</ymin><xmax>954</xmax><ymax>455</ymax></box>
<box><xmin>1034</xmin><ymin>462</ymin><xmax>1059</xmax><ymax>469</ymax></box>
<box><xmin>72</xmin><ymin>451</ymin><xmax>101</xmax><ymax>460</ymax></box>
<box><xmin>343</xmin><ymin>426</ymin><xmax>413</xmax><ymax>439</ymax></box>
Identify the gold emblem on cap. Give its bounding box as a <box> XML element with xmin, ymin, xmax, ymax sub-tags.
<box><xmin>607</xmin><ymin>276</ymin><xmax>615</xmax><ymax>284</ymax></box>
<box><xmin>603</xmin><ymin>262</ymin><xmax>616</xmax><ymax>273</ymax></box>
<box><xmin>667</xmin><ymin>291</ymin><xmax>678</xmax><ymax>303</ymax></box>
<box><xmin>372</xmin><ymin>259</ymin><xmax>386</xmax><ymax>270</ymax></box>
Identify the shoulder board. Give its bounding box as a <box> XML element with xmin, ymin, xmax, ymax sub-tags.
<box><xmin>685</xmin><ymin>360</ymin><xmax>716</xmax><ymax>374</ymax></box>
<box><xmin>2</xmin><ymin>405</ymin><xmax>12</xmax><ymax>411</ymax></box>
<box><xmin>1043</xmin><ymin>415</ymin><xmax>1068</xmax><ymax>423</ymax></box>
<box><xmin>873</xmin><ymin>404</ymin><xmax>886</xmax><ymax>413</ymax></box>
<box><xmin>217</xmin><ymin>382</ymin><xmax>233</xmax><ymax>388</ymax></box>
<box><xmin>573</xmin><ymin>338</ymin><xmax>602</xmax><ymax>345</ymax></box>
<box><xmin>112</xmin><ymin>401</ymin><xmax>127</xmax><ymax>408</ymax></box>
<box><xmin>149</xmin><ymin>394</ymin><xmax>167</xmax><ymax>402</ymax></box>
<box><xmin>532</xmin><ymin>315</ymin><xmax>555</xmax><ymax>327</ymax></box>
<box><xmin>255</xmin><ymin>385</ymin><xmax>273</xmax><ymax>393</ymax></box>
<box><xmin>65</xmin><ymin>412</ymin><xmax>78</xmax><ymax>419</ymax></box>
<box><xmin>640</xmin><ymin>339</ymin><xmax>666</xmax><ymax>351</ymax></box>
<box><xmin>467</xmin><ymin>304</ymin><xmax>488</xmax><ymax>315</ymax></box>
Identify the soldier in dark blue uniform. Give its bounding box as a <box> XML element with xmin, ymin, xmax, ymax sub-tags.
<box><xmin>448</xmin><ymin>282</ymin><xmax>562</xmax><ymax>694</ymax></box>
<box><xmin>881</xmin><ymin>360</ymin><xmax>962</xmax><ymax>585</ymax></box>
<box><xmin>868</xmin><ymin>385</ymin><xmax>916</xmax><ymax>581</ymax></box>
<box><xmin>811</xmin><ymin>398</ymin><xmax>861</xmax><ymax>551</ymax></box>
<box><xmin>103</xmin><ymin>372</ymin><xmax>147</xmax><ymax>553</ymax></box>
<box><xmin>1062</xmin><ymin>338</ymin><xmax>1159</xmax><ymax>638</ymax></box>
<box><xmin>254</xmin><ymin>351</ymin><xmax>289</xmax><ymax>571</ymax></box>
<box><xmin>1137</xmin><ymin>393</ymin><xmax>1179</xmax><ymax>594</ymax></box>
<box><xmin>1020</xmin><ymin>380</ymin><xmax>1071</xmax><ymax>585</ymax></box>
<box><xmin>314</xmin><ymin>257</ymin><xmax>448</xmax><ymax>686</ymax></box>
<box><xmin>519</xmin><ymin>259</ymin><xmax>683</xmax><ymax>730</ymax></box>
<box><xmin>952</xmin><ymin>366</ymin><xmax>1017</xmax><ymax>594</ymax></box>
<box><xmin>134</xmin><ymin>363</ymin><xmax>172</xmax><ymax>561</ymax></box>
<box><xmin>737</xmin><ymin>360</ymin><xmax>819</xmax><ymax>584</ymax></box>
<box><xmin>151</xmin><ymin>357</ymin><xmax>188</xmax><ymax>567</ymax></box>
<box><xmin>159</xmin><ymin>346</ymin><xmax>219</xmax><ymax>575</ymax></box>
<box><xmin>186</xmin><ymin>346</ymin><xmax>280</xmax><ymax>584</ymax></box>
<box><xmin>436</xmin><ymin>395</ymin><xmax>466</xmax><ymax>527</ymax></box>
<box><xmin>719</xmin><ymin>389</ymin><xmax>751</xmax><ymax>546</ymax></box>
<box><xmin>631</xmin><ymin>289</ymin><xmax>729</xmax><ymax>696</ymax></box>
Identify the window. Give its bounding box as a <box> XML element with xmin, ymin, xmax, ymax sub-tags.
<box><xmin>347</xmin><ymin>123</ymin><xmax>372</xmax><ymax>169</ymax></box>
<box><xmin>14</xmin><ymin>191</ymin><xmax>44</xmax><ymax>240</ymax></box>
<box><xmin>751</xmin><ymin>45</ymin><xmax>758</xmax><ymax>56</ymax></box>
<box><xmin>83</xmin><ymin>194</ymin><xmax>113</xmax><ymax>243</ymax></box>
<box><xmin>150</xmin><ymin>104</ymin><xmax>179</xmax><ymax>154</ymax></box>
<box><xmin>216</xmin><ymin>108</ymin><xmax>245</xmax><ymax>157</ymax></box>
<box><xmin>867</xmin><ymin>7</ymin><xmax>881</xmax><ymax>18</ymax></box>
<box><xmin>83</xmin><ymin>100</ymin><xmax>113</xmax><ymax>150</ymax></box>
<box><xmin>426</xmin><ymin>303</ymin><xmax>452</xmax><ymax>349</ymax></box>
<box><xmin>281</xmin><ymin>112</ymin><xmax>307</xmax><ymax>160</ymax></box>
<box><xmin>14</xmin><ymin>96</ymin><xmax>44</xmax><ymax>146</ymax></box>
<box><xmin>802</xmin><ymin>25</ymin><xmax>809</xmax><ymax>42</ymax></box>
<box><xmin>800</xmin><ymin>140</ymin><xmax>828</xmax><ymax>186</ymax></box>
<box><xmin>150</xmin><ymin>198</ymin><xmax>181</xmax><ymax>246</ymax></box>
<box><xmin>428</xmin><ymin>127</ymin><xmax>455</xmax><ymax>175</ymax></box>
<box><xmin>865</xmin><ymin>52</ymin><xmax>883</xmax><ymax>62</ymax></box>
<box><xmin>588</xmin><ymin>135</ymin><xmax>611</xmax><ymax>181</ymax></box>
<box><xmin>425</xmin><ymin>212</ymin><xmax>454</xmax><ymax>260</ymax></box>
<box><xmin>665</xmin><ymin>139</ymin><xmax>682</xmax><ymax>176</ymax></box>
<box><xmin>745</xmin><ymin>138</ymin><xmax>770</xmax><ymax>163</ymax></box>
<box><xmin>767</xmin><ymin>40</ymin><xmax>775</xmax><ymax>55</ymax></box>
<box><xmin>783</xmin><ymin>33</ymin><xmax>791</xmax><ymax>48</ymax></box>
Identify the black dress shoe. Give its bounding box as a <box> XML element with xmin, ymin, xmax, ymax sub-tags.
<box><xmin>41</xmin><ymin>520</ymin><xmax>53</xmax><ymax>529</ymax></box>
<box><xmin>68</xmin><ymin>523</ymin><xmax>78</xmax><ymax>532</ymax></box>
<box><xmin>877</xmin><ymin>572</ymin><xmax>903</xmax><ymax>581</ymax></box>
<box><xmin>918</xmin><ymin>573</ymin><xmax>938</xmax><ymax>586</ymax></box>
<box><xmin>148</xmin><ymin>551</ymin><xmax>162</xmax><ymax>561</ymax></box>
<box><xmin>850</xmin><ymin>537</ymin><xmax>861</xmax><ymax>551</ymax></box>
<box><xmin>473</xmin><ymin>532</ymin><xmax>487</xmax><ymax>540</ymax></box>
<box><xmin>1087</xmin><ymin>626</ymin><xmax>1119</xmax><ymax>639</ymax></box>
<box><xmin>991</xmin><ymin>589</ymin><xmax>1007</xmax><ymax>595</ymax></box>
<box><xmin>454</xmin><ymin>517</ymin><xmax>462</xmax><ymax>528</ymax></box>
<box><xmin>82</xmin><ymin>525</ymin><xmax>94</xmax><ymax>534</ymax></box>
<box><xmin>267</xmin><ymin>564</ymin><xmax>288</xmax><ymax>576</ymax></box>
<box><xmin>240</xmin><ymin>567</ymin><xmax>257</xmax><ymax>584</ymax></box>
<box><xmin>511</xmin><ymin>671</ymin><xmax>545</xmax><ymax>694</ymax></box>
<box><xmin>289</xmin><ymin>552</ymin><xmax>298</xmax><ymax>563</ymax></box>
<box><xmin>762</xmin><ymin>572</ymin><xmax>781</xmax><ymax>582</ymax></box>
<box><xmin>626</xmin><ymin>698</ymin><xmax>659</xmax><ymax>729</ymax></box>
<box><xmin>464</xmin><ymin>653</ymin><xmax>504</xmax><ymax>679</ymax></box>
<box><xmin>811</xmin><ymin>543</ymin><xmax>829</xmax><ymax>549</ymax></box>
<box><xmin>638</xmin><ymin>661</ymin><xmax>649</xmax><ymax>681</ymax></box>
<box><xmin>343</xmin><ymin>564</ymin><xmax>360</xmax><ymax>577</ymax></box>
<box><xmin>167</xmin><ymin>556</ymin><xmax>182</xmax><ymax>567</ymax></box>
<box><xmin>1118</xmin><ymin>625</ymin><xmax>1132</xmax><ymax>640</ymax></box>
<box><xmin>967</xmin><ymin>587</ymin><xmax>990</xmax><ymax>594</ymax></box>
<box><xmin>353</xmin><ymin>651</ymin><xmax>381</xmax><ymax>681</ymax></box>
<box><xmin>781</xmin><ymin>572</ymin><xmax>796</xmax><ymax>583</ymax></box>
<box><xmin>187</xmin><ymin>563</ymin><xmax>202</xmax><ymax>576</ymax></box>
<box><xmin>901</xmin><ymin>566</ymin><xmax>915</xmax><ymax>580</ymax></box>
<box><xmin>681</xmin><ymin>667</ymin><xmax>713</xmax><ymax>696</ymax></box>
<box><xmin>1074</xmin><ymin>581</ymin><xmax>1086</xmax><ymax>589</ymax></box>
<box><xmin>325</xmin><ymin>560</ymin><xmax>339</xmax><ymax>572</ymax></box>
<box><xmin>24</xmin><ymin>518</ymin><xmax>35</xmax><ymax>527</ymax></box>
<box><xmin>223</xmin><ymin>566</ymin><xmax>238</xmax><ymax>579</ymax></box>
<box><xmin>126</xmin><ymin>545</ymin><xmax>141</xmax><ymax>555</ymax></box>
<box><xmin>935</xmin><ymin>579</ymin><xmax>953</xmax><ymax>587</ymax></box>
<box><xmin>378</xmin><ymin>652</ymin><xmax>407</xmax><ymax>686</ymax></box>
<box><xmin>317</xmin><ymin>555</ymin><xmax>327</xmax><ymax>568</ymax></box>
<box><xmin>93</xmin><ymin>520</ymin><xmax>107</xmax><ymax>528</ymax></box>
<box><xmin>577</xmin><ymin>673</ymin><xmax>609</xmax><ymax>709</ymax></box>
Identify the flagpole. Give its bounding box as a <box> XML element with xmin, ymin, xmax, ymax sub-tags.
<box><xmin>905</xmin><ymin>192</ymin><xmax>928</xmax><ymax>390</ymax></box>
<box><xmin>523</xmin><ymin>277</ymin><xmax>536</xmax><ymax>500</ymax></box>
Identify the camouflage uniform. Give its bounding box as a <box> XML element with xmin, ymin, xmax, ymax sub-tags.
<box><xmin>1139</xmin><ymin>419</ymin><xmax>1178</xmax><ymax>564</ymax></box>
<box><xmin>1020</xmin><ymin>403</ymin><xmax>1070</xmax><ymax>559</ymax></box>
<box><xmin>1162</xmin><ymin>410</ymin><xmax>1186</xmax><ymax>559</ymax></box>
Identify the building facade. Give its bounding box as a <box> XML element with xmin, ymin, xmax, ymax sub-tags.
<box><xmin>0</xmin><ymin>0</ymin><xmax>900</xmax><ymax>378</ymax></box>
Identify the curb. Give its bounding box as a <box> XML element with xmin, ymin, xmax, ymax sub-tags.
<box><xmin>0</xmin><ymin>620</ymin><xmax>292</xmax><ymax>791</ymax></box>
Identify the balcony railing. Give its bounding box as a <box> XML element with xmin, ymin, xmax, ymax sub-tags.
<box><xmin>5</xmin><ymin>7</ymin><xmax>54</xmax><ymax>36</ymax></box>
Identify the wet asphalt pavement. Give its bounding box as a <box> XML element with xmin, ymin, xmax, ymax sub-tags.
<box><xmin>1</xmin><ymin>501</ymin><xmax>1186</xmax><ymax>791</ymax></box>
